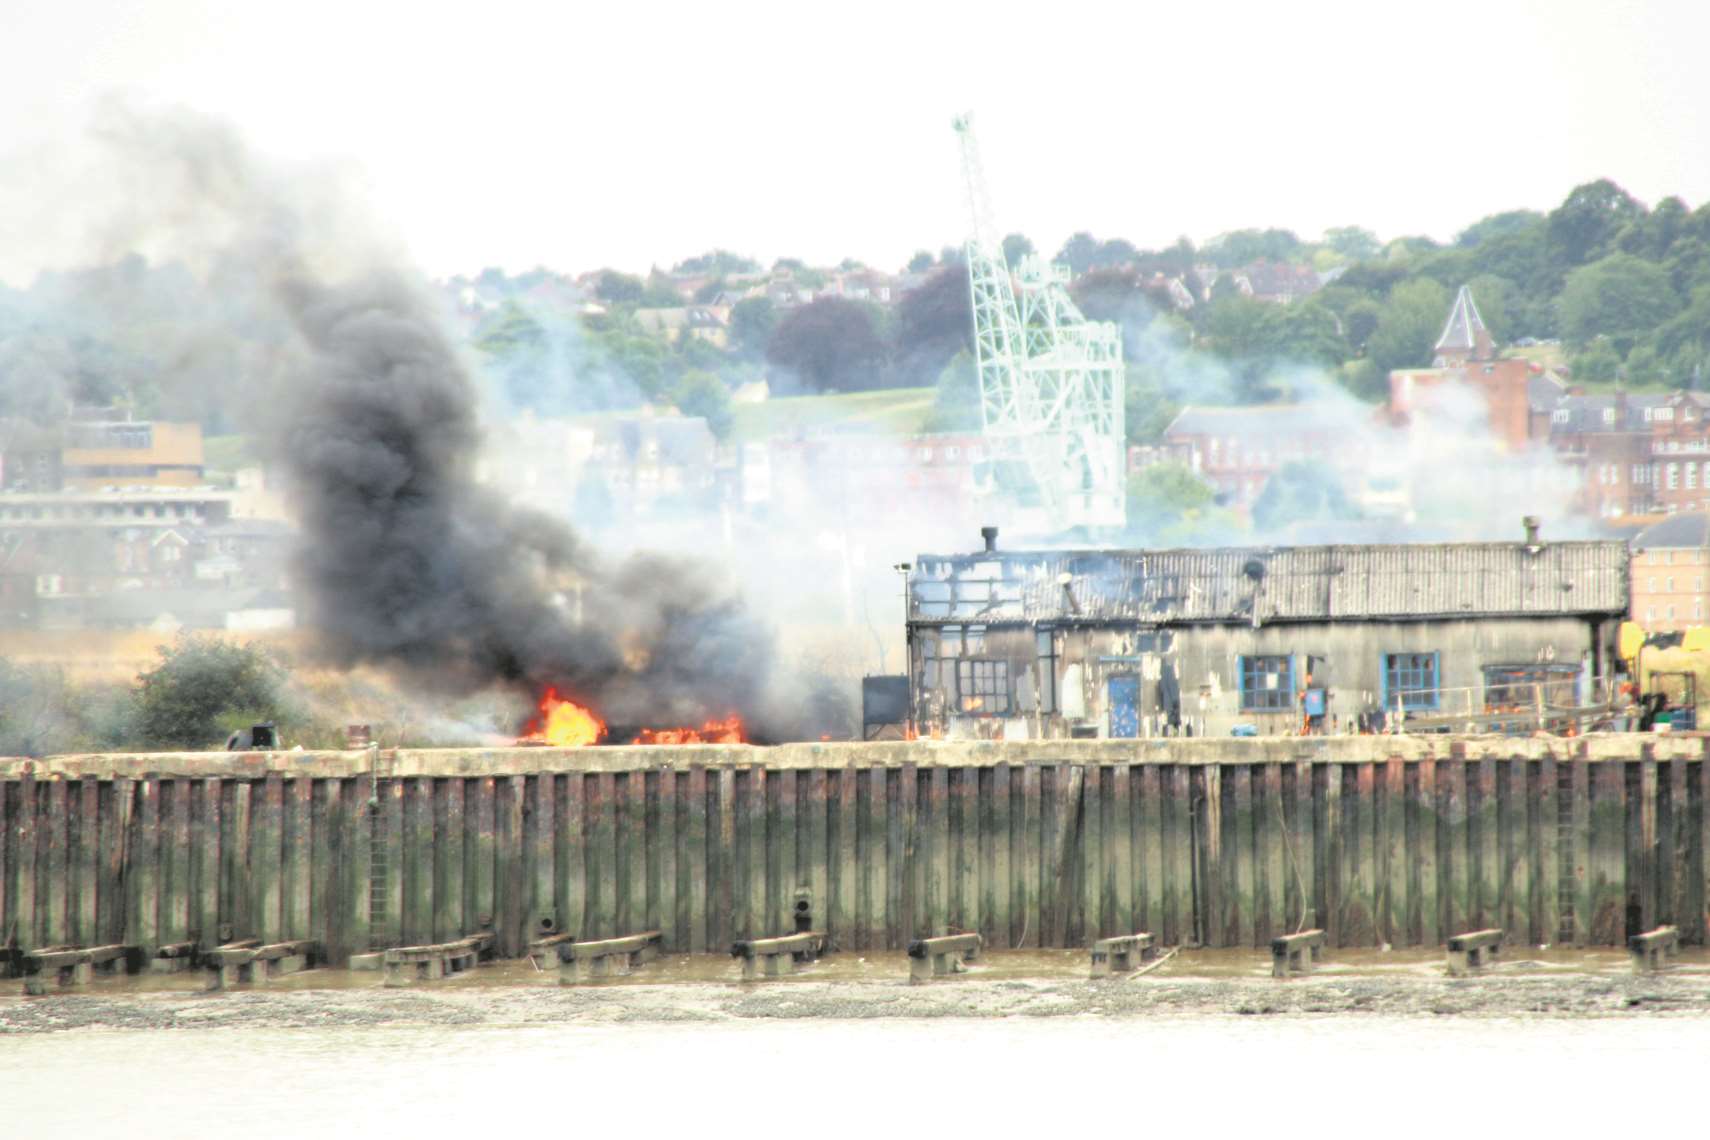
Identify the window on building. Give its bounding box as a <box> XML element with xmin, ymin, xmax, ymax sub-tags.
<box><xmin>1689</xmin><ymin>464</ymin><xmax>1698</xmax><ymax>490</ymax></box>
<box><xmin>1238</xmin><ymin>655</ymin><xmax>1293</xmax><ymax>711</ymax></box>
<box><xmin>1383</xmin><ymin>652</ymin><xmax>1440</xmax><ymax>710</ymax></box>
<box><xmin>1668</xmin><ymin>463</ymin><xmax>1680</xmax><ymax>489</ymax></box>
<box><xmin>955</xmin><ymin>659</ymin><xmax>1009</xmax><ymax>715</ymax></box>
<box><xmin>1649</xmin><ymin>577</ymin><xmax>1658</xmax><ymax>591</ymax></box>
<box><xmin>1484</xmin><ymin>664</ymin><xmax>1578</xmax><ymax>711</ymax></box>
<box><xmin>1668</xmin><ymin>577</ymin><xmax>1675</xmax><ymax>591</ymax></box>
<box><xmin>1667</xmin><ymin>605</ymin><xmax>1676</xmax><ymax>620</ymax></box>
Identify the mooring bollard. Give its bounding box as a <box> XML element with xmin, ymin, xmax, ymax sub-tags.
<box><xmin>1629</xmin><ymin>925</ymin><xmax>1680</xmax><ymax>973</ymax></box>
<box><xmin>204</xmin><ymin>939</ymin><xmax>320</xmax><ymax>990</ymax></box>
<box><xmin>380</xmin><ymin>930</ymin><xmax>495</xmax><ymax>987</ymax></box>
<box><xmin>21</xmin><ymin>944</ymin><xmax>134</xmax><ymax>995</ymax></box>
<box><xmin>907</xmin><ymin>933</ymin><xmax>983</xmax><ymax>982</ymax></box>
<box><xmin>1445</xmin><ymin>929</ymin><xmax>1504</xmax><ymax>977</ymax></box>
<box><xmin>150</xmin><ymin>941</ymin><xmax>198</xmax><ymax>974</ymax></box>
<box><xmin>730</xmin><ymin>931</ymin><xmax>825</xmax><ymax>980</ymax></box>
<box><xmin>1089</xmin><ymin>933</ymin><xmax>1157</xmax><ymax>978</ymax></box>
<box><xmin>1270</xmin><ymin>929</ymin><xmax>1327</xmax><ymax>978</ymax></box>
<box><xmin>556</xmin><ymin>931</ymin><xmax>664</xmax><ymax>984</ymax></box>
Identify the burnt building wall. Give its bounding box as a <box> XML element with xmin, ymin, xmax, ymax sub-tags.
<box><xmin>910</xmin><ymin>615</ymin><xmax>1618</xmax><ymax>740</ymax></box>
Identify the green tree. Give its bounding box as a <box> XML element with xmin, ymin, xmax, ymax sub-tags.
<box><xmin>924</xmin><ymin>351</ymin><xmax>981</xmax><ymax>432</ymax></box>
<box><xmin>1648</xmin><ymin>285</ymin><xmax>1710</xmax><ymax>382</ymax></box>
<box><xmin>1056</xmin><ymin>232</ymin><xmax>1101</xmax><ymax>274</ymax></box>
<box><xmin>134</xmin><ymin>637</ymin><xmax>287</xmax><ymax>750</ymax></box>
<box><xmin>1341</xmin><ymin>298</ymin><xmax>1383</xmax><ymax>353</ymax></box>
<box><xmin>1123</xmin><ymin>367</ymin><xmax>1179</xmax><ymax>444</ymax></box>
<box><xmin>729</xmin><ymin>296</ymin><xmax>777</xmax><ymax>356</ymax></box>
<box><xmin>765</xmin><ymin>297</ymin><xmax>887</xmax><ymax>391</ymax></box>
<box><xmin>1001</xmin><ymin>233</ymin><xmax>1034</xmax><ymax>267</ymax></box>
<box><xmin>1569</xmin><ymin>339</ymin><xmax>1622</xmax><ymax>383</ymax></box>
<box><xmin>1198</xmin><ymin>296</ymin><xmax>1347</xmax><ymax>400</ymax></box>
<box><xmin>906</xmin><ymin>250</ymin><xmax>935</xmax><ymax>273</ymax></box>
<box><xmin>1559</xmin><ymin>253</ymin><xmax>1681</xmax><ymax>350</ymax></box>
<box><xmin>640</xmin><ymin>274</ymin><xmax>684</xmax><ymax>307</ymax></box>
<box><xmin>593</xmin><ymin>270</ymin><xmax>646</xmax><ymax>304</ymax></box>
<box><xmin>1547</xmin><ymin>179</ymin><xmax>1644</xmax><ymax>269</ymax></box>
<box><xmin>1323</xmin><ymin>226</ymin><xmax>1381</xmax><ymax>262</ymax></box>
<box><xmin>1455</xmin><ymin>210</ymin><xmax>1544</xmax><ymax>249</ymax></box>
<box><xmin>893</xmin><ymin>266</ymin><xmax>971</xmax><ymax>387</ymax></box>
<box><xmin>672</xmin><ymin>370</ymin><xmax>734</xmax><ymax>440</ymax></box>
<box><xmin>672</xmin><ymin>249</ymin><xmax>759</xmax><ymax>275</ymax></box>
<box><xmin>1204</xmin><ymin>228</ymin><xmax>1303</xmax><ymax>268</ymax></box>
<box><xmin>473</xmin><ymin>300</ymin><xmax>546</xmax><ymax>357</ymax></box>
<box><xmin>1366</xmin><ymin>278</ymin><xmax>1451</xmax><ymax>373</ymax></box>
<box><xmin>1126</xmin><ymin>462</ymin><xmax>1216</xmax><ymax>537</ymax></box>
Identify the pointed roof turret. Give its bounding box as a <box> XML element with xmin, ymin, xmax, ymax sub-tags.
<box><xmin>1433</xmin><ymin>284</ymin><xmax>1495</xmax><ymax>365</ymax></box>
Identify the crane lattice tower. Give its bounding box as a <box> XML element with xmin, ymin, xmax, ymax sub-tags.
<box><xmin>953</xmin><ymin>114</ymin><xmax>1127</xmax><ymax>533</ymax></box>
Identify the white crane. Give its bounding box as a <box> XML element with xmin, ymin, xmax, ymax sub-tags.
<box><xmin>952</xmin><ymin>114</ymin><xmax>1126</xmax><ymax>533</ymax></box>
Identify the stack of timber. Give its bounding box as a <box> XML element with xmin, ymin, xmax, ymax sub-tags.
<box><xmin>0</xmin><ymin>737</ymin><xmax>1706</xmax><ymax>966</ymax></box>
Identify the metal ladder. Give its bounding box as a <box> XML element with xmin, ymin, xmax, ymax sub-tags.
<box><xmin>365</xmin><ymin>744</ymin><xmax>395</xmax><ymax>950</ymax></box>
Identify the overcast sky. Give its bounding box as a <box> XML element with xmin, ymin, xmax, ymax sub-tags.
<box><xmin>5</xmin><ymin>0</ymin><xmax>1710</xmax><ymax>282</ymax></box>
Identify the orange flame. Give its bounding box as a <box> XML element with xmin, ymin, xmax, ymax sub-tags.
<box><xmin>520</xmin><ymin>688</ymin><xmax>606</xmax><ymax>747</ymax></box>
<box><xmin>634</xmin><ymin>715</ymin><xmax>746</xmax><ymax>745</ymax></box>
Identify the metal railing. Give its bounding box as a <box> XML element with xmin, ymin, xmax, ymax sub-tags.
<box><xmin>1388</xmin><ymin>677</ymin><xmax>1614</xmax><ymax>735</ymax></box>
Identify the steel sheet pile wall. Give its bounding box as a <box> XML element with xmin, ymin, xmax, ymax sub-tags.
<box><xmin>1</xmin><ymin>740</ymin><xmax>1706</xmax><ymax>964</ymax></box>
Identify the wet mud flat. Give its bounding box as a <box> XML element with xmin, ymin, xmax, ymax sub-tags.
<box><xmin>4</xmin><ymin>949</ymin><xmax>1710</xmax><ymax>1034</ymax></box>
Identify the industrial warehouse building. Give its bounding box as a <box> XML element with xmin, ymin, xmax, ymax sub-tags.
<box><xmin>903</xmin><ymin>528</ymin><xmax>1630</xmax><ymax>738</ymax></box>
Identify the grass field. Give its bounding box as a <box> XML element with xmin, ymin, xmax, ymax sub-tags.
<box><xmin>729</xmin><ymin>386</ymin><xmax>935</xmax><ymax>441</ymax></box>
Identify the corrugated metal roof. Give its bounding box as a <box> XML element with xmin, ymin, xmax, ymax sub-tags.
<box><xmin>908</xmin><ymin>541</ymin><xmax>1629</xmax><ymax>625</ymax></box>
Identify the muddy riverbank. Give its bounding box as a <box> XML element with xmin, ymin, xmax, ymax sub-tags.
<box><xmin>4</xmin><ymin>949</ymin><xmax>1710</xmax><ymax>1033</ymax></box>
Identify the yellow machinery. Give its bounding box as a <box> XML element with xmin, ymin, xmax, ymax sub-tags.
<box><xmin>1619</xmin><ymin>621</ymin><xmax>1710</xmax><ymax>730</ymax></box>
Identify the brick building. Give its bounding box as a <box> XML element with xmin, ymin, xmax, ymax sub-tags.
<box><xmin>1387</xmin><ymin>285</ymin><xmax>1563</xmax><ymax>452</ymax></box>
<box><xmin>1629</xmin><ymin>512</ymin><xmax>1710</xmax><ymax>630</ymax></box>
<box><xmin>1548</xmin><ymin>390</ymin><xmax>1710</xmax><ymax>521</ymax></box>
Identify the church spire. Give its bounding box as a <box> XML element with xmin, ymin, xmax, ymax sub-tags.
<box><xmin>1433</xmin><ymin>284</ymin><xmax>1495</xmax><ymax>366</ymax></box>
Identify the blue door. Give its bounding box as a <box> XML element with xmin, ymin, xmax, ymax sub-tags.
<box><xmin>1108</xmin><ymin>675</ymin><xmax>1140</xmax><ymax>738</ymax></box>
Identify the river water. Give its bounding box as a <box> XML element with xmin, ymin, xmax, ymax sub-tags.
<box><xmin>6</xmin><ymin>1015</ymin><xmax>1706</xmax><ymax>1134</ymax></box>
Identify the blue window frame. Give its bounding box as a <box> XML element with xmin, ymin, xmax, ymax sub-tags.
<box><xmin>1238</xmin><ymin>654</ymin><xmax>1294</xmax><ymax>711</ymax></box>
<box><xmin>1383</xmin><ymin>652</ymin><xmax>1440</xmax><ymax>710</ymax></box>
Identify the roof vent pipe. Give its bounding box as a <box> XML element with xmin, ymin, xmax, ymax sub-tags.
<box><xmin>1523</xmin><ymin>515</ymin><xmax>1543</xmax><ymax>552</ymax></box>
<box><xmin>980</xmin><ymin>526</ymin><xmax>998</xmax><ymax>553</ymax></box>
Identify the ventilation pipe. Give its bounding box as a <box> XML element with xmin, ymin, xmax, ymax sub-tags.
<box><xmin>1523</xmin><ymin>515</ymin><xmax>1543</xmax><ymax>553</ymax></box>
<box><xmin>980</xmin><ymin>526</ymin><xmax>998</xmax><ymax>553</ymax></box>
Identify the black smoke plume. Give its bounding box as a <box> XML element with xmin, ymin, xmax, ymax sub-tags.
<box><xmin>89</xmin><ymin>105</ymin><xmax>776</xmax><ymax>732</ymax></box>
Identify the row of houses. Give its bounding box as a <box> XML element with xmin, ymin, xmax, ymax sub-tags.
<box><xmin>0</xmin><ymin>415</ymin><xmax>295</xmax><ymax>632</ymax></box>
